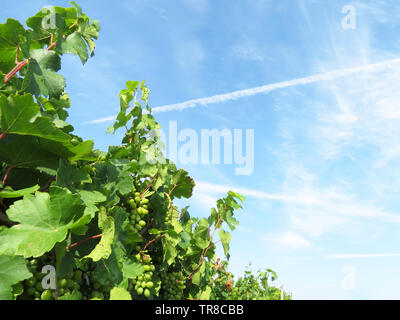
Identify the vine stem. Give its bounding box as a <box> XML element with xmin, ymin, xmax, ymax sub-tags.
<box><xmin>66</xmin><ymin>234</ymin><xmax>102</xmax><ymax>251</ymax></box>
<box><xmin>2</xmin><ymin>166</ymin><xmax>13</xmax><ymax>186</ymax></box>
<box><xmin>139</xmin><ymin>173</ymin><xmax>158</xmax><ymax>199</ymax></box>
<box><xmin>4</xmin><ymin>60</ymin><xmax>28</xmax><ymax>83</ymax></box>
<box><xmin>4</xmin><ymin>34</ymin><xmax>56</xmax><ymax>83</ymax></box>
<box><xmin>142</xmin><ymin>234</ymin><xmax>165</xmax><ymax>251</ymax></box>
<box><xmin>47</xmin><ymin>34</ymin><xmax>56</xmax><ymax>51</ymax></box>
<box><xmin>186</xmin><ymin>240</ymin><xmax>221</xmax><ymax>280</ymax></box>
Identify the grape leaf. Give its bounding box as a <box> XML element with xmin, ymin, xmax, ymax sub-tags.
<box><xmin>0</xmin><ymin>255</ymin><xmax>32</xmax><ymax>300</ymax></box>
<box><xmin>0</xmin><ymin>184</ymin><xmax>39</xmax><ymax>199</ymax></box>
<box><xmin>169</xmin><ymin>169</ymin><xmax>195</xmax><ymax>199</ymax></box>
<box><xmin>162</xmin><ymin>230</ymin><xmax>181</xmax><ymax>265</ymax></box>
<box><xmin>84</xmin><ymin>207</ymin><xmax>114</xmax><ymax>262</ymax></box>
<box><xmin>58</xmin><ymin>32</ymin><xmax>88</xmax><ymax>64</ymax></box>
<box><xmin>218</xmin><ymin>229</ymin><xmax>231</xmax><ymax>260</ymax></box>
<box><xmin>22</xmin><ymin>49</ymin><xmax>65</xmax><ymax>98</ymax></box>
<box><xmin>193</xmin><ymin>218</ymin><xmax>210</xmax><ymax>249</ymax></box>
<box><xmin>56</xmin><ymin>159</ymin><xmax>91</xmax><ymax>188</ymax></box>
<box><xmin>109</xmin><ymin>287</ymin><xmax>132</xmax><ymax>300</ymax></box>
<box><xmin>0</xmin><ymin>94</ymin><xmax>70</xmax><ymax>142</ymax></box>
<box><xmin>0</xmin><ymin>186</ymin><xmax>85</xmax><ymax>257</ymax></box>
<box><xmin>0</xmin><ymin>19</ymin><xmax>28</xmax><ymax>73</ymax></box>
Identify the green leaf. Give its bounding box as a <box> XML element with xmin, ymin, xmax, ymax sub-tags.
<box><xmin>228</xmin><ymin>190</ymin><xmax>245</xmax><ymax>203</ymax></box>
<box><xmin>56</xmin><ymin>159</ymin><xmax>91</xmax><ymax>188</ymax></box>
<box><xmin>193</xmin><ymin>218</ymin><xmax>210</xmax><ymax>249</ymax></box>
<box><xmin>169</xmin><ymin>169</ymin><xmax>195</xmax><ymax>199</ymax></box>
<box><xmin>0</xmin><ymin>184</ymin><xmax>39</xmax><ymax>199</ymax></box>
<box><xmin>0</xmin><ymin>94</ymin><xmax>70</xmax><ymax>142</ymax></box>
<box><xmin>58</xmin><ymin>289</ymin><xmax>82</xmax><ymax>300</ymax></box>
<box><xmin>0</xmin><ymin>19</ymin><xmax>28</xmax><ymax>73</ymax></box>
<box><xmin>199</xmin><ymin>285</ymin><xmax>212</xmax><ymax>300</ymax></box>
<box><xmin>84</xmin><ymin>207</ymin><xmax>114</xmax><ymax>262</ymax></box>
<box><xmin>22</xmin><ymin>49</ymin><xmax>65</xmax><ymax>98</ymax></box>
<box><xmin>0</xmin><ymin>255</ymin><xmax>32</xmax><ymax>300</ymax></box>
<box><xmin>121</xmin><ymin>260</ymin><xmax>144</xmax><ymax>279</ymax></box>
<box><xmin>0</xmin><ymin>186</ymin><xmax>85</xmax><ymax>257</ymax></box>
<box><xmin>222</xmin><ymin>209</ymin><xmax>240</xmax><ymax>231</ymax></box>
<box><xmin>218</xmin><ymin>229</ymin><xmax>231</xmax><ymax>260</ymax></box>
<box><xmin>58</xmin><ymin>32</ymin><xmax>88</xmax><ymax>64</ymax></box>
<box><xmin>109</xmin><ymin>287</ymin><xmax>132</xmax><ymax>300</ymax></box>
<box><xmin>162</xmin><ymin>230</ymin><xmax>181</xmax><ymax>265</ymax></box>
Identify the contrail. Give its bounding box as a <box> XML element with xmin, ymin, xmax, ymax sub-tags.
<box><xmin>325</xmin><ymin>253</ymin><xmax>400</xmax><ymax>259</ymax></box>
<box><xmin>83</xmin><ymin>58</ymin><xmax>400</xmax><ymax>124</ymax></box>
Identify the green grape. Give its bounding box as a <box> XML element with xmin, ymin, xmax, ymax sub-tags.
<box><xmin>128</xmin><ymin>199</ymin><xmax>137</xmax><ymax>209</ymax></box>
<box><xmin>139</xmin><ymin>220</ymin><xmax>146</xmax><ymax>227</ymax></box>
<box><xmin>143</xmin><ymin>265</ymin><xmax>151</xmax><ymax>272</ymax></box>
<box><xmin>58</xmin><ymin>278</ymin><xmax>68</xmax><ymax>288</ymax></box>
<box><xmin>136</xmin><ymin>287</ymin><xmax>143</xmax><ymax>295</ymax></box>
<box><xmin>41</xmin><ymin>290</ymin><xmax>52</xmax><ymax>300</ymax></box>
<box><xmin>144</xmin><ymin>288</ymin><xmax>150</xmax><ymax>298</ymax></box>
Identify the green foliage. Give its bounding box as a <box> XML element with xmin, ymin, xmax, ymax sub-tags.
<box><xmin>0</xmin><ymin>2</ymin><xmax>290</xmax><ymax>300</ymax></box>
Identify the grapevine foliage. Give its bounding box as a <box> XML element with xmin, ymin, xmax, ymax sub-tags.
<box><xmin>0</xmin><ymin>2</ymin><xmax>290</xmax><ymax>300</ymax></box>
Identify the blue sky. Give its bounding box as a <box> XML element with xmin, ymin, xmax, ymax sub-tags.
<box><xmin>2</xmin><ymin>0</ymin><xmax>400</xmax><ymax>299</ymax></box>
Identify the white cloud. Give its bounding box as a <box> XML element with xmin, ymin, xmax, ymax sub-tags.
<box><xmin>261</xmin><ymin>231</ymin><xmax>312</xmax><ymax>249</ymax></box>
<box><xmin>151</xmin><ymin>58</ymin><xmax>400</xmax><ymax>113</ymax></box>
<box><xmin>83</xmin><ymin>58</ymin><xmax>400</xmax><ymax>124</ymax></box>
<box><xmin>325</xmin><ymin>253</ymin><xmax>400</xmax><ymax>259</ymax></box>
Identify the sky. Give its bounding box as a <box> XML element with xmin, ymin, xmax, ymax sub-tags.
<box><xmin>2</xmin><ymin>0</ymin><xmax>400</xmax><ymax>299</ymax></box>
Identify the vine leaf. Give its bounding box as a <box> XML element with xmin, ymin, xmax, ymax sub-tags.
<box><xmin>0</xmin><ymin>19</ymin><xmax>28</xmax><ymax>73</ymax></box>
<box><xmin>169</xmin><ymin>169</ymin><xmax>195</xmax><ymax>199</ymax></box>
<box><xmin>84</xmin><ymin>207</ymin><xmax>114</xmax><ymax>262</ymax></box>
<box><xmin>0</xmin><ymin>184</ymin><xmax>39</xmax><ymax>199</ymax></box>
<box><xmin>109</xmin><ymin>287</ymin><xmax>132</xmax><ymax>300</ymax></box>
<box><xmin>193</xmin><ymin>218</ymin><xmax>210</xmax><ymax>249</ymax></box>
<box><xmin>0</xmin><ymin>186</ymin><xmax>85</xmax><ymax>258</ymax></box>
<box><xmin>0</xmin><ymin>94</ymin><xmax>70</xmax><ymax>142</ymax></box>
<box><xmin>162</xmin><ymin>230</ymin><xmax>180</xmax><ymax>265</ymax></box>
<box><xmin>56</xmin><ymin>159</ymin><xmax>92</xmax><ymax>188</ymax></box>
<box><xmin>0</xmin><ymin>255</ymin><xmax>32</xmax><ymax>300</ymax></box>
<box><xmin>218</xmin><ymin>229</ymin><xmax>231</xmax><ymax>260</ymax></box>
<box><xmin>22</xmin><ymin>49</ymin><xmax>65</xmax><ymax>98</ymax></box>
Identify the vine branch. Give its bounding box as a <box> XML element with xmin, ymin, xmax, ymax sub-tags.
<box><xmin>2</xmin><ymin>166</ymin><xmax>13</xmax><ymax>186</ymax></box>
<box><xmin>66</xmin><ymin>234</ymin><xmax>102</xmax><ymax>251</ymax></box>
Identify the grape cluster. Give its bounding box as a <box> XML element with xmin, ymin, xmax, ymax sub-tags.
<box><xmin>129</xmin><ymin>251</ymin><xmax>155</xmax><ymax>299</ymax></box>
<box><xmin>159</xmin><ymin>271</ymin><xmax>186</xmax><ymax>300</ymax></box>
<box><xmin>18</xmin><ymin>256</ymin><xmax>83</xmax><ymax>300</ymax></box>
<box><xmin>125</xmin><ymin>185</ymin><xmax>150</xmax><ymax>233</ymax></box>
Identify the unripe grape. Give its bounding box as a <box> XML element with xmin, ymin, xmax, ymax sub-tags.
<box><xmin>139</xmin><ymin>220</ymin><xmax>146</xmax><ymax>227</ymax></box>
<box><xmin>41</xmin><ymin>290</ymin><xmax>52</xmax><ymax>300</ymax></box>
<box><xmin>58</xmin><ymin>278</ymin><xmax>68</xmax><ymax>288</ymax></box>
<box><xmin>144</xmin><ymin>288</ymin><xmax>150</xmax><ymax>298</ymax></box>
<box><xmin>128</xmin><ymin>199</ymin><xmax>137</xmax><ymax>209</ymax></box>
<box><xmin>136</xmin><ymin>287</ymin><xmax>143</xmax><ymax>295</ymax></box>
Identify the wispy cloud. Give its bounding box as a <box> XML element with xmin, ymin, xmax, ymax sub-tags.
<box><xmin>83</xmin><ymin>58</ymin><xmax>400</xmax><ymax>124</ymax></box>
<box><xmin>194</xmin><ymin>181</ymin><xmax>400</xmax><ymax>227</ymax></box>
<box><xmin>261</xmin><ymin>231</ymin><xmax>312</xmax><ymax>249</ymax></box>
<box><xmin>325</xmin><ymin>253</ymin><xmax>400</xmax><ymax>259</ymax></box>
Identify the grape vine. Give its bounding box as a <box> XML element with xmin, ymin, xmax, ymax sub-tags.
<box><xmin>0</xmin><ymin>2</ymin><xmax>290</xmax><ymax>300</ymax></box>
